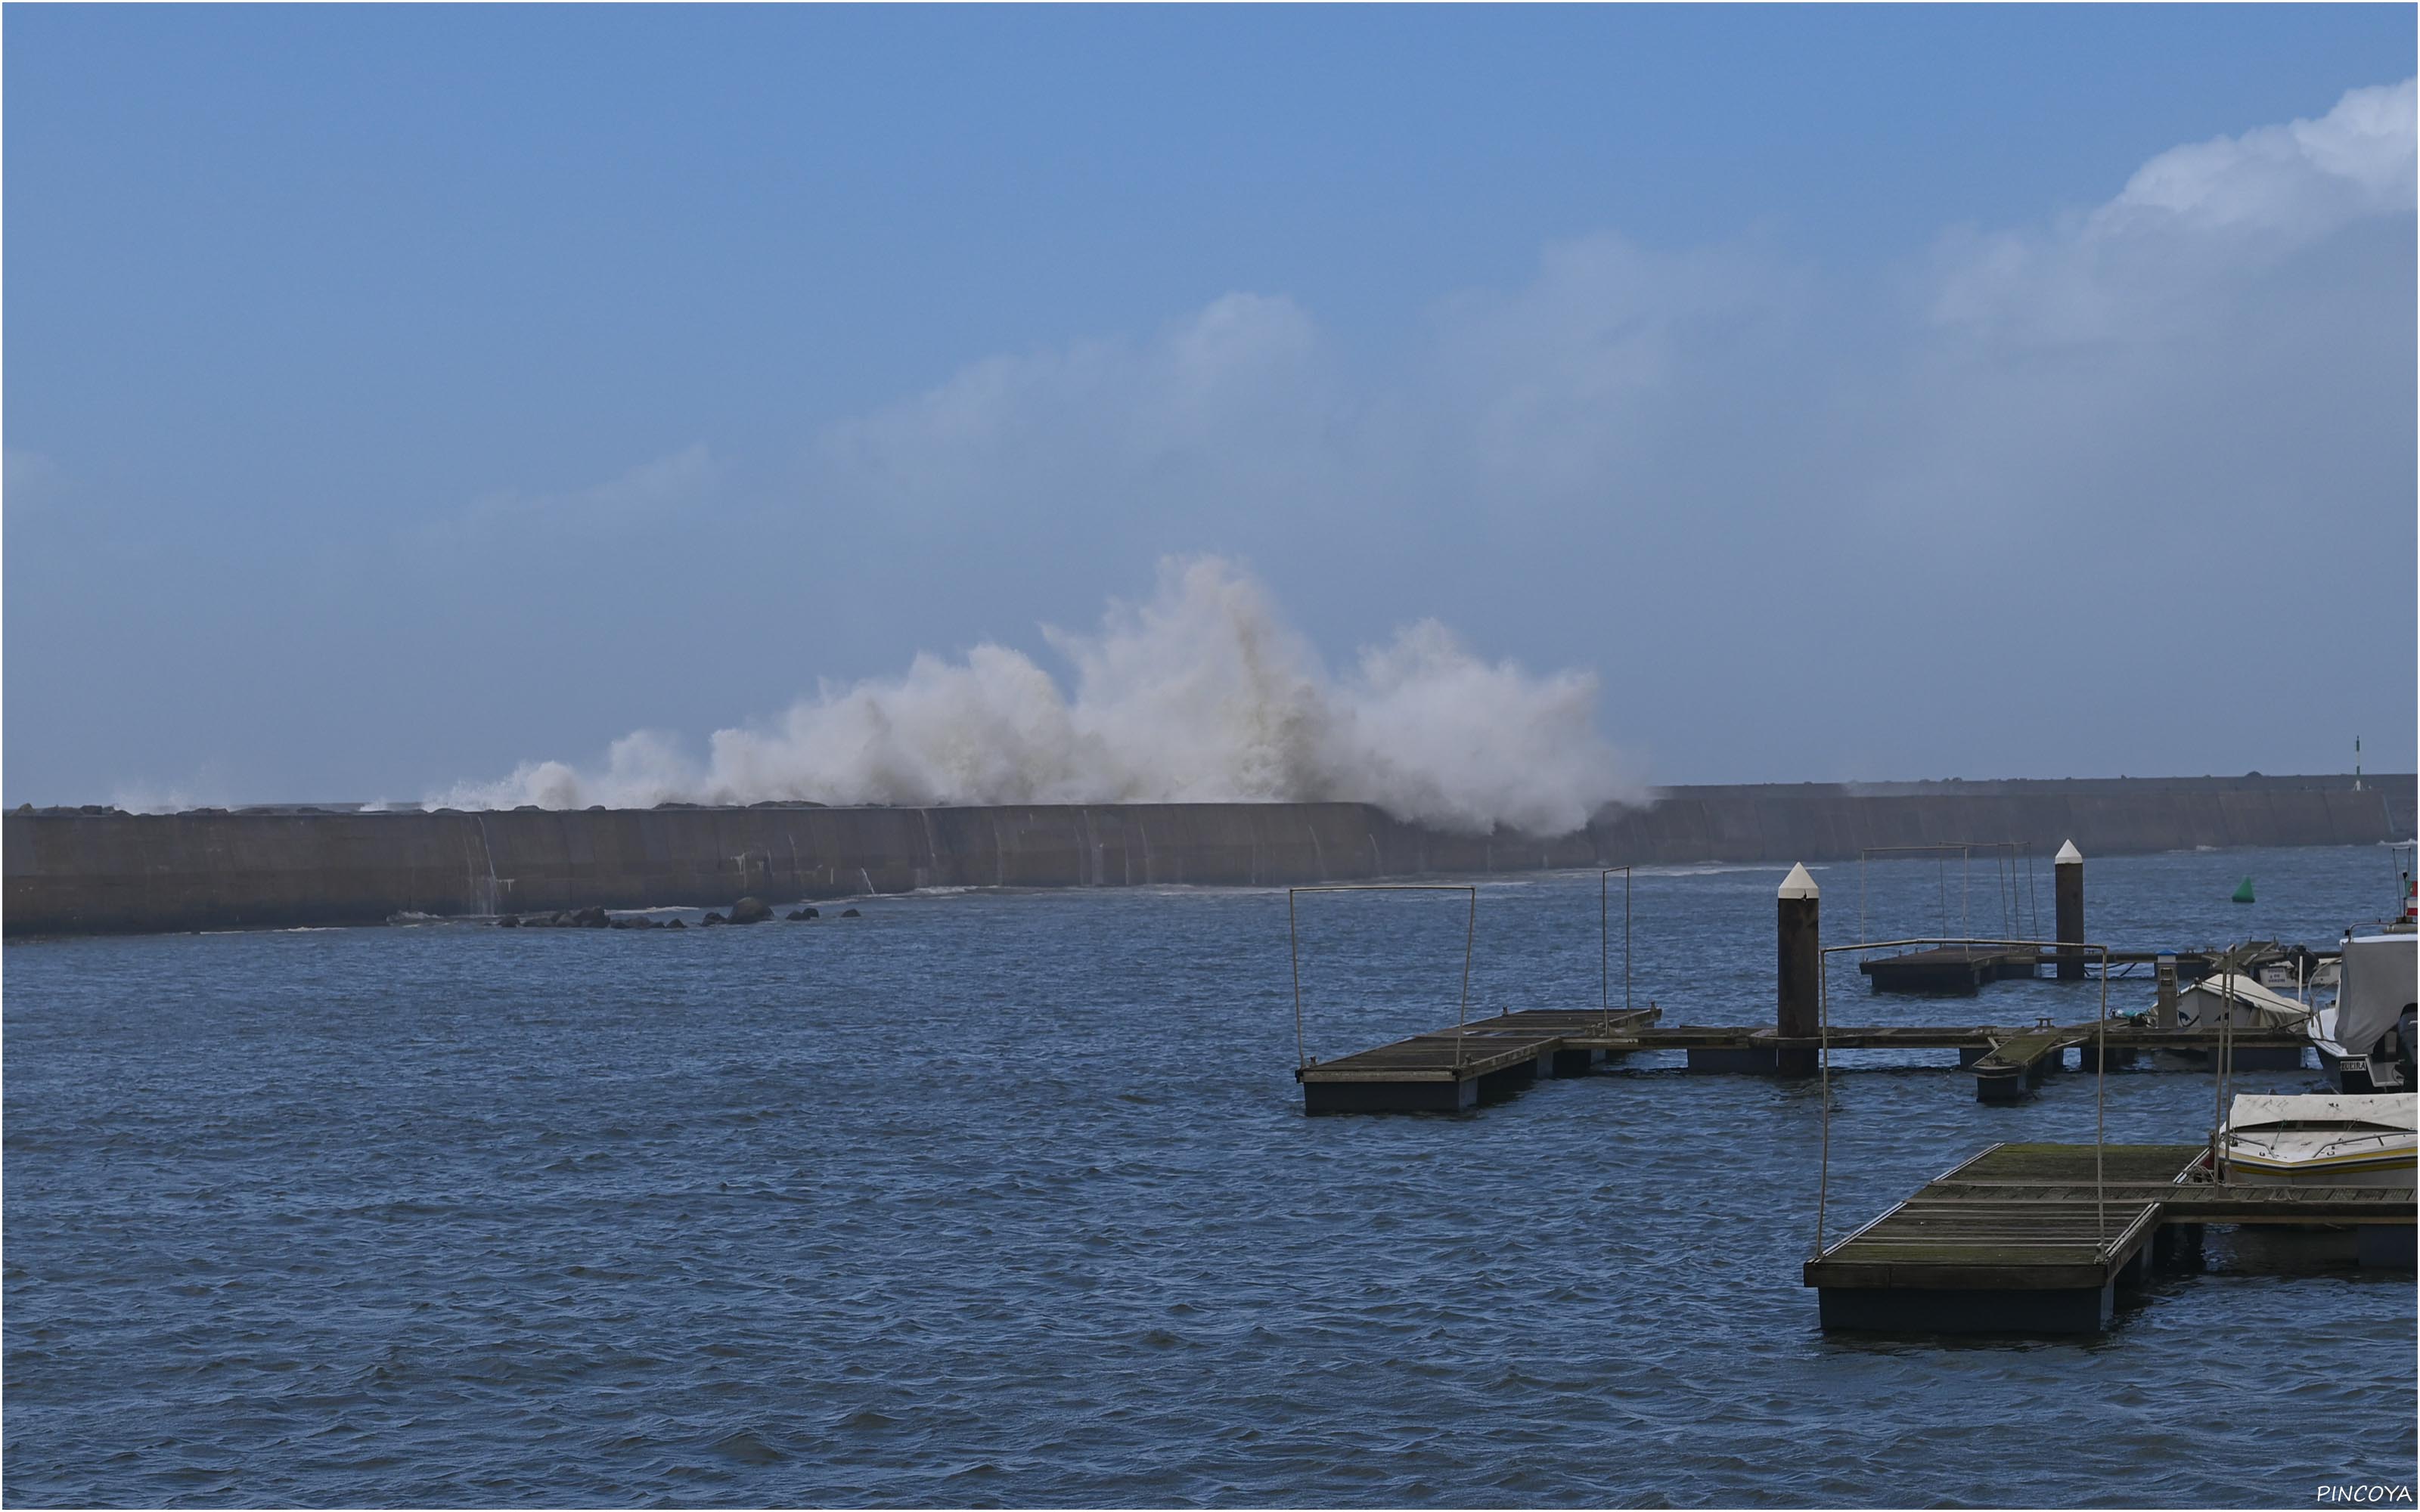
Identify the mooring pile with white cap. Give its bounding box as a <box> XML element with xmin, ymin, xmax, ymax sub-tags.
<box><xmin>2055</xmin><ymin>839</ymin><xmax>2086</xmax><ymax>980</ymax></box>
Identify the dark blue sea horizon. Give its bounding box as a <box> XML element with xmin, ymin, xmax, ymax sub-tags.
<box><xmin>7</xmin><ymin>843</ymin><xmax>2414</xmax><ymax>1506</ymax></box>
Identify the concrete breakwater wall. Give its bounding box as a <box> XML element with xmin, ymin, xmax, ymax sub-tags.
<box><xmin>5</xmin><ymin>774</ymin><xmax>2410</xmax><ymax>936</ymax></box>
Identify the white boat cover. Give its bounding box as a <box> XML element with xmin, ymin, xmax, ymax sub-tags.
<box><xmin>2226</xmin><ymin>1092</ymin><xmax>2418</xmax><ymax>1132</ymax></box>
<box><xmin>2335</xmin><ymin>934</ymin><xmax>2418</xmax><ymax>1058</ymax></box>
<box><xmin>2174</xmin><ymin>972</ymin><xmax>2313</xmax><ymax>1027</ymax></box>
<box><xmin>2310</xmin><ymin>1002</ymin><xmax>2347</xmax><ymax>1056</ymax></box>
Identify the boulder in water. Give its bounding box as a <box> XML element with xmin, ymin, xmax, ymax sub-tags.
<box><xmin>572</xmin><ymin>906</ymin><xmax>610</xmax><ymax>928</ymax></box>
<box><xmin>839</xmin><ymin>907</ymin><xmax>862</xmax><ymax>918</ymax></box>
<box><xmin>728</xmin><ymin>897</ymin><xmax>774</xmax><ymax>925</ymax></box>
<box><xmin>666</xmin><ymin>918</ymin><xmax>687</xmax><ymax>929</ymax></box>
<box><xmin>786</xmin><ymin>907</ymin><xmax>820</xmax><ymax>922</ymax></box>
<box><xmin>701</xmin><ymin>912</ymin><xmax>726</xmax><ymax>927</ymax></box>
<box><xmin>497</xmin><ymin>914</ymin><xmax>521</xmax><ymax>928</ymax></box>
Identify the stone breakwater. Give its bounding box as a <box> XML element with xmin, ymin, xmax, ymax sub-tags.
<box><xmin>5</xmin><ymin>774</ymin><xmax>2410</xmax><ymax>936</ymax></box>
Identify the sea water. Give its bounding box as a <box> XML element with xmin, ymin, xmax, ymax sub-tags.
<box><xmin>5</xmin><ymin>844</ymin><xmax>2413</xmax><ymax>1505</ymax></box>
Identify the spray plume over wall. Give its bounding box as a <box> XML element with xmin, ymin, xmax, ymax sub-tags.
<box><xmin>434</xmin><ymin>557</ymin><xmax>1637</xmax><ymax>835</ymax></box>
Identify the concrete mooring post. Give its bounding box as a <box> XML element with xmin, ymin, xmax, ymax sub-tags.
<box><xmin>2055</xmin><ymin>840</ymin><xmax>2085</xmax><ymax>981</ymax></box>
<box><xmin>1778</xmin><ymin>863</ymin><xmax>1820</xmax><ymax>1077</ymax></box>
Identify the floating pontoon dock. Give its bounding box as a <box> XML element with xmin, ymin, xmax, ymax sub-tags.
<box><xmin>1804</xmin><ymin>1142</ymin><xmax>2416</xmax><ymax>1333</ymax></box>
<box><xmin>1855</xmin><ymin>942</ymin><xmax>2238</xmax><ymax>994</ymax></box>
<box><xmin>1858</xmin><ymin>943</ymin><xmax>2045</xmax><ymax>993</ymax></box>
<box><xmin>1290</xmin><ymin>857</ymin><xmax>2324</xmax><ymax>1114</ymax></box>
<box><xmin>1286</xmin><ymin>854</ymin><xmax>2415</xmax><ymax>1335</ymax></box>
<box><xmin>1294</xmin><ymin>1007</ymin><xmax>1661</xmax><ymax>1114</ymax></box>
<box><xmin>1294</xmin><ymin>1008</ymin><xmax>2309</xmax><ymax>1111</ymax></box>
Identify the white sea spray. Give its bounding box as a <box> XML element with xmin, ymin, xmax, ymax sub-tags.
<box><xmin>432</xmin><ymin>556</ymin><xmax>1638</xmax><ymax>835</ymax></box>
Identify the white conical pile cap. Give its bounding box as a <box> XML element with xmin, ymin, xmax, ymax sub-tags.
<box><xmin>1778</xmin><ymin>862</ymin><xmax>1819</xmax><ymax>900</ymax></box>
<box><xmin>2055</xmin><ymin>840</ymin><xmax>2083</xmax><ymax>865</ymax></box>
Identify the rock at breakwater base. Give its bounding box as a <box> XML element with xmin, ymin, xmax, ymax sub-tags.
<box><xmin>786</xmin><ymin>907</ymin><xmax>819</xmax><ymax>922</ymax></box>
<box><xmin>504</xmin><ymin>906</ymin><xmax>613</xmax><ymax>929</ymax></box>
<box><xmin>839</xmin><ymin>907</ymin><xmax>861</xmax><ymax>918</ymax></box>
<box><xmin>727</xmin><ymin>897</ymin><xmax>774</xmax><ymax>925</ymax></box>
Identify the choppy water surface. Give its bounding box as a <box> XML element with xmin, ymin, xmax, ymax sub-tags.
<box><xmin>8</xmin><ymin>844</ymin><xmax>2414</xmax><ymax>1506</ymax></box>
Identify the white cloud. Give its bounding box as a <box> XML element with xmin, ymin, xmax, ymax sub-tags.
<box><xmin>2110</xmin><ymin>78</ymin><xmax>2415</xmax><ymax>235</ymax></box>
<box><xmin>809</xmin><ymin>234</ymin><xmax>1789</xmax><ymax>527</ymax></box>
<box><xmin>1425</xmin><ymin>234</ymin><xmax>1792</xmax><ymax>500</ymax></box>
<box><xmin>576</xmin><ymin>443</ymin><xmax>720</xmax><ymax>518</ymax></box>
<box><xmin>1930</xmin><ymin>79</ymin><xmax>2415</xmax><ymax>342</ymax></box>
<box><xmin>440</xmin><ymin>443</ymin><xmax>721</xmax><ymax>540</ymax></box>
<box><xmin>813</xmin><ymin>293</ymin><xmax>1338</xmax><ymax>520</ymax></box>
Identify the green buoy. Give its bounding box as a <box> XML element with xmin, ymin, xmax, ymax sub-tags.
<box><xmin>2232</xmin><ymin>875</ymin><xmax>2255</xmax><ymax>904</ymax></box>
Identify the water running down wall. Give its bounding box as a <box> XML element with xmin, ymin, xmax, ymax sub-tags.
<box><xmin>5</xmin><ymin>774</ymin><xmax>2410</xmax><ymax>936</ymax></box>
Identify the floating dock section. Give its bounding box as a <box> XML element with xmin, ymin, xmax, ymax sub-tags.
<box><xmin>1297</xmin><ymin>1012</ymin><xmax>2307</xmax><ymax>1111</ymax></box>
<box><xmin>1856</xmin><ymin>943</ymin><xmax>2235</xmax><ymax>996</ymax></box>
<box><xmin>1859</xmin><ymin>945</ymin><xmax>2047</xmax><ymax>994</ymax></box>
<box><xmin>1296</xmin><ymin>1009</ymin><xmax>1658</xmax><ymax>1114</ymax></box>
<box><xmin>1806</xmin><ymin>1143</ymin><xmax>2416</xmax><ymax>1334</ymax></box>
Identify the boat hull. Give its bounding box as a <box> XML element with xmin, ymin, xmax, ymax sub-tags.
<box><xmin>2224</xmin><ymin>1153</ymin><xmax>2416</xmax><ymax>1187</ymax></box>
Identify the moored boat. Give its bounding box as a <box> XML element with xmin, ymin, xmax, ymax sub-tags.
<box><xmin>2173</xmin><ymin>971</ymin><xmax>2313</xmax><ymax>1030</ymax></box>
<box><xmin>2217</xmin><ymin>1093</ymin><xmax>2418</xmax><ymax>1186</ymax></box>
<box><xmin>2310</xmin><ymin>932</ymin><xmax>2418</xmax><ymax>1092</ymax></box>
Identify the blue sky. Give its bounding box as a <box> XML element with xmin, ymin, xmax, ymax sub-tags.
<box><xmin>6</xmin><ymin>5</ymin><xmax>2414</xmax><ymax>810</ymax></box>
